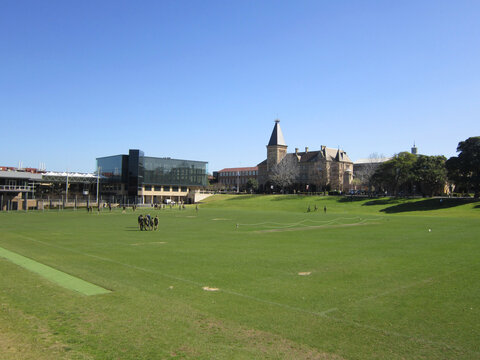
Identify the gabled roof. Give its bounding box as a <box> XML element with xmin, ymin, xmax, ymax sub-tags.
<box><xmin>294</xmin><ymin>147</ymin><xmax>352</xmax><ymax>163</ymax></box>
<box><xmin>267</xmin><ymin>120</ymin><xmax>286</xmax><ymax>146</ymax></box>
<box><xmin>295</xmin><ymin>151</ymin><xmax>320</xmax><ymax>163</ymax></box>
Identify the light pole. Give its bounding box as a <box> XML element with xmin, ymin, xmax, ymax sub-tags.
<box><xmin>237</xmin><ymin>171</ymin><xmax>240</xmax><ymax>193</ymax></box>
<box><xmin>96</xmin><ymin>166</ymin><xmax>100</xmax><ymax>205</ymax></box>
<box><xmin>65</xmin><ymin>171</ymin><xmax>69</xmax><ymax>206</ymax></box>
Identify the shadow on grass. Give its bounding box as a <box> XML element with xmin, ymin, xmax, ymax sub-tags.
<box><xmin>379</xmin><ymin>198</ymin><xmax>479</xmax><ymax>213</ymax></box>
<box><xmin>125</xmin><ymin>226</ymin><xmax>140</xmax><ymax>232</ymax></box>
<box><xmin>362</xmin><ymin>198</ymin><xmax>402</xmax><ymax>206</ymax></box>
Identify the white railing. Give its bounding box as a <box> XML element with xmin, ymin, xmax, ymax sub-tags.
<box><xmin>0</xmin><ymin>185</ymin><xmax>33</xmax><ymax>192</ymax></box>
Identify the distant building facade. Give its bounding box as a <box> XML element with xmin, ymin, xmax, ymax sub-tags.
<box><xmin>97</xmin><ymin>149</ymin><xmax>208</xmax><ymax>204</ymax></box>
<box><xmin>353</xmin><ymin>157</ymin><xmax>392</xmax><ymax>191</ymax></box>
<box><xmin>217</xmin><ymin>167</ymin><xmax>258</xmax><ymax>191</ymax></box>
<box><xmin>0</xmin><ymin>168</ymin><xmax>42</xmax><ymax>210</ymax></box>
<box><xmin>0</xmin><ymin>167</ymin><xmax>98</xmax><ymax>211</ymax></box>
<box><xmin>257</xmin><ymin>120</ymin><xmax>353</xmax><ymax>192</ymax></box>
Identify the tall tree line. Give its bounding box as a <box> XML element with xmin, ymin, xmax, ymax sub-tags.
<box><xmin>370</xmin><ymin>136</ymin><xmax>480</xmax><ymax>197</ymax></box>
<box><xmin>371</xmin><ymin>152</ymin><xmax>447</xmax><ymax>196</ymax></box>
<box><xmin>445</xmin><ymin>137</ymin><xmax>480</xmax><ymax>197</ymax></box>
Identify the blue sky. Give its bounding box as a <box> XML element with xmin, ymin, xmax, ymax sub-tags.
<box><xmin>1</xmin><ymin>0</ymin><xmax>479</xmax><ymax>173</ymax></box>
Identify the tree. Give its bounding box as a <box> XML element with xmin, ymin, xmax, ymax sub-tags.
<box><xmin>412</xmin><ymin>155</ymin><xmax>447</xmax><ymax>196</ymax></box>
<box><xmin>246</xmin><ymin>178</ymin><xmax>258</xmax><ymax>193</ymax></box>
<box><xmin>354</xmin><ymin>153</ymin><xmax>386</xmax><ymax>191</ymax></box>
<box><xmin>371</xmin><ymin>152</ymin><xmax>416</xmax><ymax>195</ymax></box>
<box><xmin>269</xmin><ymin>155</ymin><xmax>299</xmax><ymax>192</ymax></box>
<box><xmin>446</xmin><ymin>136</ymin><xmax>480</xmax><ymax>197</ymax></box>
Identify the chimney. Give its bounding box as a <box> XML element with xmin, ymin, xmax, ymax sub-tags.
<box><xmin>305</xmin><ymin>147</ymin><xmax>309</xmax><ymax>153</ymax></box>
<box><xmin>295</xmin><ymin>148</ymin><xmax>299</xmax><ymax>154</ymax></box>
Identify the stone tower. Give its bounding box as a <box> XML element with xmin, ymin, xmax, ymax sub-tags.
<box><xmin>266</xmin><ymin>120</ymin><xmax>288</xmax><ymax>171</ymax></box>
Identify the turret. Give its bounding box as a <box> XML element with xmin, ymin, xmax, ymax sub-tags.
<box><xmin>411</xmin><ymin>142</ymin><xmax>418</xmax><ymax>155</ymax></box>
<box><xmin>266</xmin><ymin>120</ymin><xmax>288</xmax><ymax>171</ymax></box>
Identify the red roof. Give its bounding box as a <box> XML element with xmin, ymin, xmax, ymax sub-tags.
<box><xmin>218</xmin><ymin>166</ymin><xmax>258</xmax><ymax>173</ymax></box>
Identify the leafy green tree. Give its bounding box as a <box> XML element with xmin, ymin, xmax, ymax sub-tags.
<box><xmin>412</xmin><ymin>155</ymin><xmax>447</xmax><ymax>196</ymax></box>
<box><xmin>371</xmin><ymin>152</ymin><xmax>416</xmax><ymax>195</ymax></box>
<box><xmin>246</xmin><ymin>178</ymin><xmax>258</xmax><ymax>193</ymax></box>
<box><xmin>446</xmin><ymin>136</ymin><xmax>480</xmax><ymax>197</ymax></box>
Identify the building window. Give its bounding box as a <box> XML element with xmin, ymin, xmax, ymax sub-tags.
<box><xmin>172</xmin><ymin>186</ymin><xmax>179</xmax><ymax>192</ymax></box>
<box><xmin>145</xmin><ymin>185</ymin><xmax>152</xmax><ymax>191</ymax></box>
<box><xmin>154</xmin><ymin>186</ymin><xmax>162</xmax><ymax>191</ymax></box>
<box><xmin>181</xmin><ymin>186</ymin><xmax>187</xmax><ymax>192</ymax></box>
<box><xmin>163</xmin><ymin>186</ymin><xmax>170</xmax><ymax>192</ymax></box>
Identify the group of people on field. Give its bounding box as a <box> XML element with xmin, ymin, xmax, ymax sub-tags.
<box><xmin>307</xmin><ymin>204</ymin><xmax>327</xmax><ymax>213</ymax></box>
<box><xmin>138</xmin><ymin>214</ymin><xmax>159</xmax><ymax>231</ymax></box>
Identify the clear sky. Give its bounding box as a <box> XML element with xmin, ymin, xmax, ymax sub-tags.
<box><xmin>1</xmin><ymin>0</ymin><xmax>479</xmax><ymax>173</ymax></box>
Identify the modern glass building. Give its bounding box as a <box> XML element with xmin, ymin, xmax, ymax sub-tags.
<box><xmin>97</xmin><ymin>149</ymin><xmax>208</xmax><ymax>204</ymax></box>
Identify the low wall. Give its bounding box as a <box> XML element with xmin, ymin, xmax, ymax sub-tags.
<box><xmin>186</xmin><ymin>191</ymin><xmax>213</xmax><ymax>203</ymax></box>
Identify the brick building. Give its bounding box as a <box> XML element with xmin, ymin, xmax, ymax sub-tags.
<box><xmin>217</xmin><ymin>167</ymin><xmax>259</xmax><ymax>191</ymax></box>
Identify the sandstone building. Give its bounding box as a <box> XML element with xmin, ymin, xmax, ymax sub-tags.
<box><xmin>257</xmin><ymin>120</ymin><xmax>353</xmax><ymax>192</ymax></box>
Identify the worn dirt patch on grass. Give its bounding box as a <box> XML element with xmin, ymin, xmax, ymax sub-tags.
<box><xmin>130</xmin><ymin>242</ymin><xmax>167</xmax><ymax>246</ymax></box>
<box><xmin>202</xmin><ymin>286</ymin><xmax>219</xmax><ymax>291</ymax></box>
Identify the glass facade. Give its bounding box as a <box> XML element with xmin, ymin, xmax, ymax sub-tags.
<box><xmin>97</xmin><ymin>155</ymin><xmax>128</xmax><ymax>183</ymax></box>
<box><xmin>143</xmin><ymin>157</ymin><xmax>207</xmax><ymax>187</ymax></box>
<box><xmin>128</xmin><ymin>150</ymin><xmax>144</xmax><ymax>196</ymax></box>
<box><xmin>97</xmin><ymin>149</ymin><xmax>208</xmax><ymax>198</ymax></box>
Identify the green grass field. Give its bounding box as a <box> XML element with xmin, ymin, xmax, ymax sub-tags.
<box><xmin>1</xmin><ymin>195</ymin><xmax>479</xmax><ymax>359</ymax></box>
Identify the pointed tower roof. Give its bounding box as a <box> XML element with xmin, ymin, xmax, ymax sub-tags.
<box><xmin>267</xmin><ymin>119</ymin><xmax>287</xmax><ymax>146</ymax></box>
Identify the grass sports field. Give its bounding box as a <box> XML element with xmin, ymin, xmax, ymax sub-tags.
<box><xmin>0</xmin><ymin>195</ymin><xmax>479</xmax><ymax>359</ymax></box>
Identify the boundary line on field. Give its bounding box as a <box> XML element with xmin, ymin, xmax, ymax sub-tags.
<box><xmin>255</xmin><ymin>222</ymin><xmax>380</xmax><ymax>233</ymax></box>
<box><xmin>345</xmin><ymin>264</ymin><xmax>476</xmax><ymax>307</ymax></box>
<box><xmin>236</xmin><ymin>216</ymin><xmax>385</xmax><ymax>233</ymax></box>
<box><xmin>6</xmin><ymin>232</ymin><xmax>477</xmax><ymax>356</ymax></box>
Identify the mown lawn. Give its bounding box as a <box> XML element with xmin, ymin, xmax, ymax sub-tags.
<box><xmin>0</xmin><ymin>195</ymin><xmax>479</xmax><ymax>359</ymax></box>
